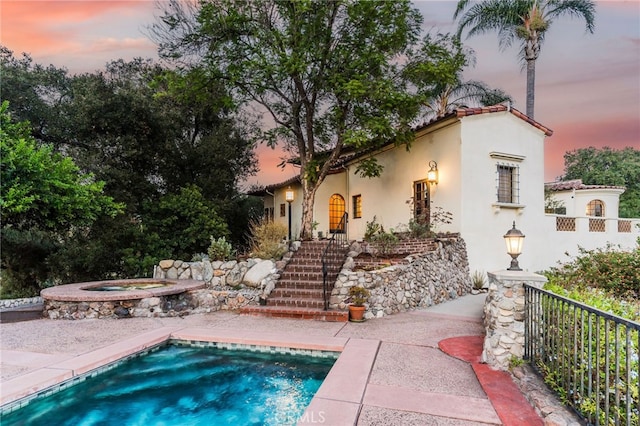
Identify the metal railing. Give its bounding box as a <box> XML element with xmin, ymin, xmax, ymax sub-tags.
<box><xmin>321</xmin><ymin>212</ymin><xmax>348</xmax><ymax>311</ymax></box>
<box><xmin>524</xmin><ymin>284</ymin><xmax>639</xmax><ymax>425</ymax></box>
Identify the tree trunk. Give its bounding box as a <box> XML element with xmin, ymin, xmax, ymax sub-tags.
<box><xmin>526</xmin><ymin>58</ymin><xmax>536</xmax><ymax>119</ymax></box>
<box><xmin>299</xmin><ymin>178</ymin><xmax>319</xmax><ymax>240</ymax></box>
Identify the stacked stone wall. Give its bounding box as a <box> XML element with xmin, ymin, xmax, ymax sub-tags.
<box><xmin>332</xmin><ymin>237</ymin><xmax>472</xmax><ymax>319</ymax></box>
<box><xmin>43</xmin><ymin>289</ymin><xmax>252</xmax><ymax>320</ymax></box>
<box><xmin>482</xmin><ymin>271</ymin><xmax>547</xmax><ymax>370</ymax></box>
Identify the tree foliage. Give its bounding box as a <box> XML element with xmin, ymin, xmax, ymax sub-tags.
<box><xmin>151</xmin><ymin>0</ymin><xmax>509</xmax><ymax>239</ymax></box>
<box><xmin>561</xmin><ymin>146</ymin><xmax>640</xmax><ymax>218</ymax></box>
<box><xmin>404</xmin><ymin>33</ymin><xmax>511</xmax><ymax>119</ymax></box>
<box><xmin>1</xmin><ymin>48</ymin><xmax>259</xmax><ymax>295</ymax></box>
<box><xmin>454</xmin><ymin>0</ymin><xmax>596</xmax><ymax>118</ymax></box>
<box><xmin>0</xmin><ymin>102</ymin><xmax>123</xmax><ymax>296</ymax></box>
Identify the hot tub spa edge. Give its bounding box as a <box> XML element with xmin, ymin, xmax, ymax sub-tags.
<box><xmin>40</xmin><ymin>279</ymin><xmax>206</xmax><ymax>302</ymax></box>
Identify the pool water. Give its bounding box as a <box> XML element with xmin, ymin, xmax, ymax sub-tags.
<box><xmin>1</xmin><ymin>344</ymin><xmax>335</xmax><ymax>425</ymax></box>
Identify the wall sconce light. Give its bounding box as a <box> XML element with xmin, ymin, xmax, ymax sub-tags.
<box><xmin>427</xmin><ymin>161</ymin><xmax>439</xmax><ymax>185</ymax></box>
<box><xmin>503</xmin><ymin>221</ymin><xmax>525</xmax><ymax>271</ymax></box>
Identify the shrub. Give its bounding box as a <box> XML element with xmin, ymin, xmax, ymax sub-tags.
<box><xmin>364</xmin><ymin>216</ymin><xmax>382</xmax><ymax>242</ymax></box>
<box><xmin>372</xmin><ymin>230</ymin><xmax>399</xmax><ymax>256</ymax></box>
<box><xmin>471</xmin><ymin>270</ymin><xmax>487</xmax><ymax>290</ymax></box>
<box><xmin>543</xmin><ymin>245</ymin><xmax>640</xmax><ymax>300</ymax></box>
<box><xmin>207</xmin><ymin>236</ymin><xmax>235</xmax><ymax>261</ymax></box>
<box><xmin>249</xmin><ymin>220</ymin><xmax>288</xmax><ymax>260</ymax></box>
<box><xmin>407</xmin><ymin>215</ymin><xmax>430</xmax><ymax>238</ymax></box>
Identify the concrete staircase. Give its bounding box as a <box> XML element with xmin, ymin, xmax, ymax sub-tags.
<box><xmin>240</xmin><ymin>240</ymin><xmax>349</xmax><ymax>322</ymax></box>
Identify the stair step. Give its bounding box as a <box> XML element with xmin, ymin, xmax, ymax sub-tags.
<box><xmin>270</xmin><ymin>288</ymin><xmax>324</xmax><ymax>299</ymax></box>
<box><xmin>276</xmin><ymin>281</ymin><xmax>324</xmax><ymax>290</ymax></box>
<box><xmin>279</xmin><ymin>272</ymin><xmax>324</xmax><ymax>281</ymax></box>
<box><xmin>240</xmin><ymin>306</ymin><xmax>348</xmax><ymax>322</ymax></box>
<box><xmin>267</xmin><ymin>298</ymin><xmax>325</xmax><ymax>309</ymax></box>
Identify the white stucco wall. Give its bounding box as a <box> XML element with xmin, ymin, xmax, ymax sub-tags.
<box><xmin>258</xmin><ymin>111</ymin><xmax>638</xmax><ymax>277</ymax></box>
<box><xmin>456</xmin><ymin>112</ymin><xmax>547</xmax><ymax>274</ymax></box>
<box><xmin>341</xmin><ymin>120</ymin><xmax>463</xmax><ymax>241</ymax></box>
<box><xmin>552</xmin><ymin>188</ymin><xmax>623</xmax><ymax>218</ymax></box>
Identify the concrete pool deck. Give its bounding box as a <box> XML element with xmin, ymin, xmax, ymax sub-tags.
<box><xmin>1</xmin><ymin>294</ymin><xmax>544</xmax><ymax>425</ymax></box>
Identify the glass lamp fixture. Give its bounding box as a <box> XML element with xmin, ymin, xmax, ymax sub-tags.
<box><xmin>503</xmin><ymin>221</ymin><xmax>525</xmax><ymax>271</ymax></box>
<box><xmin>427</xmin><ymin>161</ymin><xmax>439</xmax><ymax>185</ymax></box>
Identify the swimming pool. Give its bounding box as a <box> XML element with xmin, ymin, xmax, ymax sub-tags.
<box><xmin>1</xmin><ymin>343</ymin><xmax>337</xmax><ymax>425</ymax></box>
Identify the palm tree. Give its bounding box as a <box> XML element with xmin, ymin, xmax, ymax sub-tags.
<box><xmin>454</xmin><ymin>0</ymin><xmax>595</xmax><ymax>119</ymax></box>
<box><xmin>405</xmin><ymin>33</ymin><xmax>512</xmax><ymax>120</ymax></box>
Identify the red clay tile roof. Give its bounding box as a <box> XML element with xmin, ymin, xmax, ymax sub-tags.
<box><xmin>418</xmin><ymin>104</ymin><xmax>554</xmax><ymax>136</ymax></box>
<box><xmin>252</xmin><ymin>104</ymin><xmax>553</xmax><ymax>190</ymax></box>
<box><xmin>545</xmin><ymin>179</ymin><xmax>625</xmax><ymax>191</ymax></box>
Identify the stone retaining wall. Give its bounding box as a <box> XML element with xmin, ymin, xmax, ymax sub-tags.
<box><xmin>0</xmin><ymin>296</ymin><xmax>43</xmax><ymax>309</ymax></box>
<box><xmin>333</xmin><ymin>237</ymin><xmax>472</xmax><ymax>319</ymax></box>
<box><xmin>152</xmin><ymin>243</ymin><xmax>300</xmax><ymax>307</ymax></box>
<box><xmin>43</xmin><ymin>289</ymin><xmax>253</xmax><ymax>320</ymax></box>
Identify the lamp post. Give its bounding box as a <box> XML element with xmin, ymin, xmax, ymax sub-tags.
<box><xmin>503</xmin><ymin>221</ymin><xmax>525</xmax><ymax>271</ymax></box>
<box><xmin>285</xmin><ymin>187</ymin><xmax>294</xmax><ymax>241</ymax></box>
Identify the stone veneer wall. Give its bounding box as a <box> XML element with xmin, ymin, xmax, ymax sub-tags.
<box><xmin>43</xmin><ymin>244</ymin><xmax>300</xmax><ymax>320</ymax></box>
<box><xmin>0</xmin><ymin>296</ymin><xmax>43</xmax><ymax>309</ymax></box>
<box><xmin>332</xmin><ymin>237</ymin><xmax>473</xmax><ymax>319</ymax></box>
<box><xmin>482</xmin><ymin>270</ymin><xmax>547</xmax><ymax>370</ymax></box>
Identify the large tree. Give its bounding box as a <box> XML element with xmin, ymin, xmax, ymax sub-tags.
<box><xmin>454</xmin><ymin>0</ymin><xmax>595</xmax><ymax>118</ymax></box>
<box><xmin>1</xmin><ymin>50</ymin><xmax>259</xmax><ymax>286</ymax></box>
<box><xmin>561</xmin><ymin>146</ymin><xmax>640</xmax><ymax>218</ymax></box>
<box><xmin>151</xmin><ymin>0</ymin><xmax>428</xmax><ymax>239</ymax></box>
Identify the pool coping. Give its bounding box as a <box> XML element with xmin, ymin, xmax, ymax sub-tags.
<box><xmin>0</xmin><ymin>327</ymin><xmax>375</xmax><ymax>425</ymax></box>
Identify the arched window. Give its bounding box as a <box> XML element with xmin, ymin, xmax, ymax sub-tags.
<box><xmin>586</xmin><ymin>200</ymin><xmax>605</xmax><ymax>217</ymax></box>
<box><xmin>329</xmin><ymin>194</ymin><xmax>346</xmax><ymax>233</ymax></box>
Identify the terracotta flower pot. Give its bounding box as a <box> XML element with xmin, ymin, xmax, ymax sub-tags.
<box><xmin>349</xmin><ymin>305</ymin><xmax>366</xmax><ymax>322</ymax></box>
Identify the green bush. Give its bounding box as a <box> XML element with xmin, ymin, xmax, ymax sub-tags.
<box><xmin>371</xmin><ymin>230</ymin><xmax>399</xmax><ymax>256</ymax></box>
<box><xmin>543</xmin><ymin>245</ymin><xmax>640</xmax><ymax>299</ymax></box>
<box><xmin>364</xmin><ymin>216</ymin><xmax>382</xmax><ymax>242</ymax></box>
<box><xmin>540</xmin><ymin>245</ymin><xmax>639</xmax><ymax>424</ymax></box>
<box><xmin>207</xmin><ymin>236</ymin><xmax>235</xmax><ymax>261</ymax></box>
<box><xmin>249</xmin><ymin>220</ymin><xmax>288</xmax><ymax>260</ymax></box>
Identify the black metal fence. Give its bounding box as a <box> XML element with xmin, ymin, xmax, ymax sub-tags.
<box><xmin>321</xmin><ymin>212</ymin><xmax>348</xmax><ymax>311</ymax></box>
<box><xmin>524</xmin><ymin>284</ymin><xmax>639</xmax><ymax>425</ymax></box>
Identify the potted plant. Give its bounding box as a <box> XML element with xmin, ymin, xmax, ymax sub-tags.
<box><xmin>348</xmin><ymin>286</ymin><xmax>370</xmax><ymax>322</ymax></box>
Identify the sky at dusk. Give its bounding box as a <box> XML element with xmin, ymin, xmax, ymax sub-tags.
<box><xmin>2</xmin><ymin>0</ymin><xmax>639</xmax><ymax>186</ymax></box>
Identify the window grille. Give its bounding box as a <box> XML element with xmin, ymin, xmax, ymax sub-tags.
<box><xmin>280</xmin><ymin>203</ymin><xmax>285</xmax><ymax>217</ymax></box>
<box><xmin>556</xmin><ymin>217</ymin><xmax>576</xmax><ymax>232</ymax></box>
<box><xmin>585</xmin><ymin>199</ymin><xmax>604</xmax><ymax>217</ymax></box>
<box><xmin>618</xmin><ymin>220</ymin><xmax>631</xmax><ymax>233</ymax></box>
<box><xmin>496</xmin><ymin>164</ymin><xmax>519</xmax><ymax>203</ymax></box>
<box><xmin>589</xmin><ymin>218</ymin><xmax>605</xmax><ymax>232</ymax></box>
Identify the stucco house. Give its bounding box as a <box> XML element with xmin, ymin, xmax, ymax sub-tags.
<box><xmin>252</xmin><ymin>105</ymin><xmax>639</xmax><ymax>274</ymax></box>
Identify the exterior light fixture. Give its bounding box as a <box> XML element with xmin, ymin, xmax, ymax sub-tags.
<box><xmin>285</xmin><ymin>187</ymin><xmax>294</xmax><ymax>240</ymax></box>
<box><xmin>427</xmin><ymin>161</ymin><xmax>439</xmax><ymax>185</ymax></box>
<box><xmin>503</xmin><ymin>221</ymin><xmax>525</xmax><ymax>271</ymax></box>
<box><xmin>285</xmin><ymin>187</ymin><xmax>295</xmax><ymax>202</ymax></box>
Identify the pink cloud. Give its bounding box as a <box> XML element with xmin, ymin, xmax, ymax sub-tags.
<box><xmin>1</xmin><ymin>1</ymin><xmax>156</xmax><ymax>62</ymax></box>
